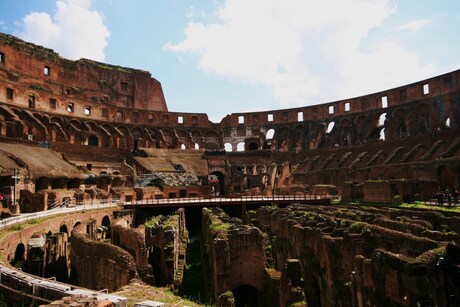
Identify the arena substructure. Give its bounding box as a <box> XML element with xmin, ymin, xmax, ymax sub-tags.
<box><xmin>0</xmin><ymin>32</ymin><xmax>459</xmax><ymax>306</ymax></box>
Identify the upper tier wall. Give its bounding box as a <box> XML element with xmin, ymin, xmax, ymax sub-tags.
<box><xmin>220</xmin><ymin>70</ymin><xmax>460</xmax><ymax>127</ymax></box>
<box><xmin>1</xmin><ymin>32</ymin><xmax>459</xmax><ymax>130</ymax></box>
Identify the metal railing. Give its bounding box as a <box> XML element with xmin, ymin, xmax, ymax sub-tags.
<box><xmin>123</xmin><ymin>193</ymin><xmax>333</xmax><ymax>206</ymax></box>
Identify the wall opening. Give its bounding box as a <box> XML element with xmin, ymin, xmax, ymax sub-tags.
<box><xmin>224</xmin><ymin>143</ymin><xmax>233</xmax><ymax>152</ymax></box>
<box><xmin>328</xmin><ymin>105</ymin><xmax>334</xmax><ymax>114</ymax></box>
<box><xmin>28</xmin><ymin>95</ymin><xmax>36</xmax><ymax>109</ymax></box>
<box><xmin>44</xmin><ymin>66</ymin><xmax>51</xmax><ymax>76</ymax></box>
<box><xmin>84</xmin><ymin>106</ymin><xmax>91</xmax><ymax>116</ymax></box>
<box><xmin>194</xmin><ymin>143</ymin><xmax>200</xmax><ymax>150</ymax></box>
<box><xmin>423</xmin><ymin>84</ymin><xmax>429</xmax><ymax>95</ymax></box>
<box><xmin>178</xmin><ymin>116</ymin><xmax>184</xmax><ymax>124</ymax></box>
<box><xmin>297</xmin><ymin>111</ymin><xmax>303</xmax><ymax>122</ymax></box>
<box><xmin>88</xmin><ymin>135</ymin><xmax>99</xmax><ymax>146</ymax></box>
<box><xmin>233</xmin><ymin>285</ymin><xmax>259</xmax><ymax>307</ymax></box>
<box><xmin>445</xmin><ymin>118</ymin><xmax>451</xmax><ymax>128</ymax></box>
<box><xmin>67</xmin><ymin>103</ymin><xmax>74</xmax><ymax>113</ymax></box>
<box><xmin>344</xmin><ymin>102</ymin><xmax>350</xmax><ymax>112</ymax></box>
<box><xmin>267</xmin><ymin>114</ymin><xmax>273</xmax><ymax>122</ymax></box>
<box><xmin>266</xmin><ymin>129</ymin><xmax>275</xmax><ymax>139</ymax></box>
<box><xmin>381</xmin><ymin>96</ymin><xmax>388</xmax><ymax>108</ymax></box>
<box><xmin>237</xmin><ymin>142</ymin><xmax>245</xmax><ymax>152</ymax></box>
<box><xmin>238</xmin><ymin>116</ymin><xmax>245</xmax><ymax>124</ymax></box>
<box><xmin>12</xmin><ymin>243</ymin><xmax>26</xmax><ymax>268</ymax></box>
<box><xmin>248</xmin><ymin>142</ymin><xmax>258</xmax><ymax>151</ymax></box>
<box><xmin>6</xmin><ymin>88</ymin><xmax>13</xmax><ymax>100</ymax></box>
<box><xmin>326</xmin><ymin>122</ymin><xmax>335</xmax><ymax>134</ymax></box>
<box><xmin>379</xmin><ymin>128</ymin><xmax>386</xmax><ymax>141</ymax></box>
<box><xmin>378</xmin><ymin>113</ymin><xmax>387</xmax><ymax>126</ymax></box>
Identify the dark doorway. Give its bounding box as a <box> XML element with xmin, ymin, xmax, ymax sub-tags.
<box><xmin>88</xmin><ymin>135</ymin><xmax>99</xmax><ymax>146</ymax></box>
<box><xmin>233</xmin><ymin>284</ymin><xmax>259</xmax><ymax>307</ymax></box>
<box><xmin>149</xmin><ymin>246</ymin><xmax>163</xmax><ymax>286</ymax></box>
<box><xmin>12</xmin><ymin>243</ymin><xmax>26</xmax><ymax>268</ymax></box>
<box><xmin>248</xmin><ymin>142</ymin><xmax>258</xmax><ymax>151</ymax></box>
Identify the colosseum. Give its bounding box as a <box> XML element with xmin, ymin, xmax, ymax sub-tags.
<box><xmin>0</xmin><ymin>32</ymin><xmax>459</xmax><ymax>307</ymax></box>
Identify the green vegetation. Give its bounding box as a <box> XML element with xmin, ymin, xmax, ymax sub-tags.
<box><xmin>348</xmin><ymin>221</ymin><xmax>369</xmax><ymax>233</ymax></box>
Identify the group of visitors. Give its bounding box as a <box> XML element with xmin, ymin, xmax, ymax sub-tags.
<box><xmin>435</xmin><ymin>187</ymin><xmax>459</xmax><ymax>206</ymax></box>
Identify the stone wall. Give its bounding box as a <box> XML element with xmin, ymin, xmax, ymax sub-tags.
<box><xmin>252</xmin><ymin>204</ymin><xmax>460</xmax><ymax>307</ymax></box>
<box><xmin>144</xmin><ymin>208</ymin><xmax>188</xmax><ymax>287</ymax></box>
<box><xmin>70</xmin><ymin>223</ymin><xmax>138</xmax><ymax>292</ymax></box>
<box><xmin>201</xmin><ymin>207</ymin><xmax>267</xmax><ymax>302</ymax></box>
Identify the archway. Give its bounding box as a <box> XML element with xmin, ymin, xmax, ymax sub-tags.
<box><xmin>11</xmin><ymin>243</ymin><xmax>26</xmax><ymax>268</ymax></box>
<box><xmin>233</xmin><ymin>284</ymin><xmax>259</xmax><ymax>307</ymax></box>
<box><xmin>210</xmin><ymin>171</ymin><xmax>226</xmax><ymax>195</ymax></box>
<box><xmin>237</xmin><ymin>142</ymin><xmax>245</xmax><ymax>152</ymax></box>
<box><xmin>102</xmin><ymin>215</ymin><xmax>111</xmax><ymax>239</ymax></box>
<box><xmin>87</xmin><ymin>135</ymin><xmax>99</xmax><ymax>146</ymax></box>
<box><xmin>224</xmin><ymin>143</ymin><xmax>233</xmax><ymax>152</ymax></box>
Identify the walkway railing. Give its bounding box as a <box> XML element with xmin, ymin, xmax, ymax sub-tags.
<box><xmin>123</xmin><ymin>193</ymin><xmax>333</xmax><ymax>207</ymax></box>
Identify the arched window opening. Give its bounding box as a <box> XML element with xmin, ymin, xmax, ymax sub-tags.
<box><xmin>445</xmin><ymin>117</ymin><xmax>451</xmax><ymax>128</ymax></box>
<box><xmin>194</xmin><ymin>143</ymin><xmax>200</xmax><ymax>150</ymax></box>
<box><xmin>180</xmin><ymin>144</ymin><xmax>186</xmax><ymax>150</ymax></box>
<box><xmin>326</xmin><ymin>122</ymin><xmax>335</xmax><ymax>134</ymax></box>
<box><xmin>224</xmin><ymin>143</ymin><xmax>233</xmax><ymax>152</ymax></box>
<box><xmin>378</xmin><ymin>113</ymin><xmax>387</xmax><ymax>126</ymax></box>
<box><xmin>237</xmin><ymin>142</ymin><xmax>245</xmax><ymax>152</ymax></box>
<box><xmin>379</xmin><ymin>128</ymin><xmax>386</xmax><ymax>141</ymax></box>
<box><xmin>266</xmin><ymin>129</ymin><xmax>275</xmax><ymax>139</ymax></box>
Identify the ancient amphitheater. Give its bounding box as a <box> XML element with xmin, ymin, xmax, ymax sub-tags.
<box><xmin>0</xmin><ymin>32</ymin><xmax>459</xmax><ymax>307</ymax></box>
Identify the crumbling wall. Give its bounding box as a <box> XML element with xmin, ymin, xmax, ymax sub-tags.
<box><xmin>111</xmin><ymin>221</ymin><xmax>152</xmax><ymax>282</ymax></box>
<box><xmin>202</xmin><ymin>207</ymin><xmax>267</xmax><ymax>302</ymax></box>
<box><xmin>252</xmin><ymin>204</ymin><xmax>460</xmax><ymax>307</ymax></box>
<box><xmin>70</xmin><ymin>224</ymin><xmax>138</xmax><ymax>292</ymax></box>
<box><xmin>144</xmin><ymin>208</ymin><xmax>188</xmax><ymax>287</ymax></box>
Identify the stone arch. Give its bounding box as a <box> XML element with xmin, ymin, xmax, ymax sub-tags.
<box><xmin>117</xmin><ymin>125</ymin><xmax>131</xmax><ymax>149</ymax></box>
<box><xmin>237</xmin><ymin>142</ymin><xmax>245</xmax><ymax>152</ymax></box>
<box><xmin>60</xmin><ymin>224</ymin><xmax>69</xmax><ymax>235</ymax></box>
<box><xmin>205</xmin><ymin>130</ymin><xmax>220</xmax><ymax>149</ymax></box>
<box><xmin>85</xmin><ymin>121</ymin><xmax>99</xmax><ymax>132</ymax></box>
<box><xmin>131</xmin><ymin>126</ymin><xmax>145</xmax><ymax>149</ymax></box>
<box><xmin>11</xmin><ymin>243</ymin><xmax>26</xmax><ymax>267</ymax></box>
<box><xmin>177</xmin><ymin>130</ymin><xmax>189</xmax><ymax>149</ymax></box>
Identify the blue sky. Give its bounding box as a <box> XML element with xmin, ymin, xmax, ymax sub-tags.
<box><xmin>1</xmin><ymin>0</ymin><xmax>459</xmax><ymax>123</ymax></box>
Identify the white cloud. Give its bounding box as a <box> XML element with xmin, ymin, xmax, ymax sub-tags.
<box><xmin>398</xmin><ymin>19</ymin><xmax>432</xmax><ymax>31</ymax></box>
<box><xmin>15</xmin><ymin>0</ymin><xmax>110</xmax><ymax>62</ymax></box>
<box><xmin>166</xmin><ymin>0</ymin><xmax>437</xmax><ymax>107</ymax></box>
